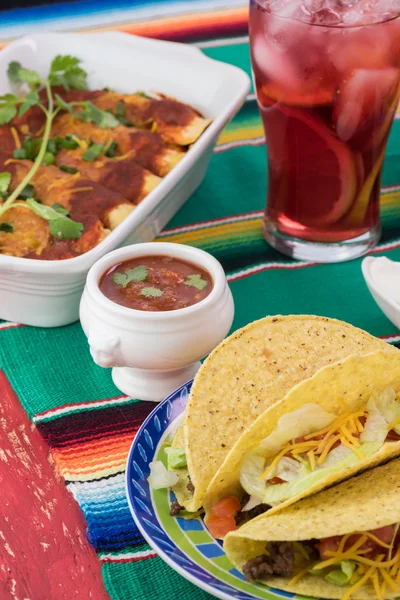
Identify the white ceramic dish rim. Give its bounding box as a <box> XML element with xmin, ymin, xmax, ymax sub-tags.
<box><xmin>362</xmin><ymin>256</ymin><xmax>400</xmax><ymax>316</ymax></box>
<box><xmin>85</xmin><ymin>242</ymin><xmax>227</xmax><ymax>322</ymax></box>
<box><xmin>0</xmin><ymin>31</ymin><xmax>250</xmax><ymax>275</ymax></box>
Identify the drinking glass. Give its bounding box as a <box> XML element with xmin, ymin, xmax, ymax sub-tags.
<box><xmin>249</xmin><ymin>0</ymin><xmax>400</xmax><ymax>262</ymax></box>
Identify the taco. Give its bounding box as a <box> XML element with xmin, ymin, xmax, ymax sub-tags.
<box><xmin>224</xmin><ymin>457</ymin><xmax>400</xmax><ymax>599</ymax></box>
<box><xmin>166</xmin><ymin>316</ymin><xmax>396</xmax><ymax>513</ymax></box>
<box><xmin>201</xmin><ymin>350</ymin><xmax>400</xmax><ymax>538</ymax></box>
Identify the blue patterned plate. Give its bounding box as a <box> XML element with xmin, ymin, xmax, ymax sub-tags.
<box><xmin>126</xmin><ymin>381</ymin><xmax>305</xmax><ymax>600</ymax></box>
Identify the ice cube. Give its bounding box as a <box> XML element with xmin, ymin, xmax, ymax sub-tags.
<box><xmin>312</xmin><ymin>8</ymin><xmax>342</xmax><ymax>23</ymax></box>
<box><xmin>252</xmin><ymin>31</ymin><xmax>301</xmax><ymax>90</ymax></box>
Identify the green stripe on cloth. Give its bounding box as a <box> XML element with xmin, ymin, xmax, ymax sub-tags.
<box><xmin>103</xmin><ymin>557</ymin><xmax>213</xmax><ymax>600</ymax></box>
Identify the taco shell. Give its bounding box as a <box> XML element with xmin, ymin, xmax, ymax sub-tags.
<box><xmin>224</xmin><ymin>458</ymin><xmax>400</xmax><ymax>599</ymax></box>
<box><xmin>203</xmin><ymin>350</ymin><xmax>400</xmax><ymax>519</ymax></box>
<box><xmin>174</xmin><ymin>316</ymin><xmax>396</xmax><ymax>511</ymax></box>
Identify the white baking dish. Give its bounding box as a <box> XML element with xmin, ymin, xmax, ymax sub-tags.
<box><xmin>0</xmin><ymin>32</ymin><xmax>250</xmax><ymax>327</ymax></box>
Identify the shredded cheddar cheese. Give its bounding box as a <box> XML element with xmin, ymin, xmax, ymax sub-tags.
<box><xmin>307</xmin><ymin>450</ymin><xmax>316</xmax><ymax>471</ymax></box>
<box><xmin>71</xmin><ymin>187</ymin><xmax>93</xmax><ymax>193</ymax></box>
<box><xmin>288</xmin><ymin>565</ymin><xmax>311</xmax><ymax>586</ymax></box>
<box><xmin>258</xmin><ymin>398</ymin><xmax>398</xmax><ymax>485</ymax></box>
<box><xmin>10</xmin><ymin>127</ymin><xmax>21</xmax><ymax>149</ymax></box>
<box><xmin>291</xmin><ymin>531</ymin><xmax>400</xmax><ymax>600</ymax></box>
<box><xmin>259</xmin><ymin>442</ymin><xmax>317</xmax><ymax>481</ymax></box>
<box><xmin>71</xmin><ymin>135</ymin><xmax>88</xmax><ymax>151</ymax></box>
<box><xmin>114</xmin><ymin>152</ymin><xmax>133</xmax><ymax>162</ymax></box>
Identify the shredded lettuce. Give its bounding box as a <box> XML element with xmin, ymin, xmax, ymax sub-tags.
<box><xmin>360</xmin><ymin>398</ymin><xmax>389</xmax><ymax>444</ymax></box>
<box><xmin>165</xmin><ymin>447</ymin><xmax>187</xmax><ymax>470</ymax></box>
<box><xmin>321</xmin><ymin>444</ymin><xmax>352</xmax><ymax>468</ymax></box>
<box><xmin>372</xmin><ymin>388</ymin><xmax>400</xmax><ymax>434</ymax></box>
<box><xmin>275</xmin><ymin>456</ymin><xmax>303</xmax><ymax>482</ymax></box>
<box><xmin>325</xmin><ymin>561</ymin><xmax>356</xmax><ymax>586</ymax></box>
<box><xmin>242</xmin><ymin>495</ymin><xmax>262</xmax><ymax>511</ymax></box>
<box><xmin>263</xmin><ymin>442</ymin><xmax>382</xmax><ymax>506</ymax></box>
<box><xmin>239</xmin><ymin>452</ymin><xmax>267</xmax><ymax>501</ymax></box>
<box><xmin>148</xmin><ymin>460</ymin><xmax>179</xmax><ymax>489</ymax></box>
<box><xmin>257</xmin><ymin>403</ymin><xmax>337</xmax><ymax>458</ymax></box>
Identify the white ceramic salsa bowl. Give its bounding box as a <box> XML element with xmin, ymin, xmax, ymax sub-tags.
<box><xmin>0</xmin><ymin>32</ymin><xmax>250</xmax><ymax>327</ymax></box>
<box><xmin>80</xmin><ymin>242</ymin><xmax>235</xmax><ymax>401</ymax></box>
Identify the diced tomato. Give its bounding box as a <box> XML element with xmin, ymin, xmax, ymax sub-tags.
<box><xmin>211</xmin><ymin>496</ymin><xmax>241</xmax><ymax>518</ymax></box>
<box><xmin>317</xmin><ymin>536</ymin><xmax>341</xmax><ymax>559</ymax></box>
<box><xmin>268</xmin><ymin>477</ymin><xmax>285</xmax><ymax>485</ymax></box>
<box><xmin>205</xmin><ymin>496</ymin><xmax>242</xmax><ymax>539</ymax></box>
<box><xmin>370</xmin><ymin>526</ymin><xmax>394</xmax><ymax>545</ymax></box>
<box><xmin>386</xmin><ymin>430</ymin><xmax>400</xmax><ymax>441</ymax></box>
<box><xmin>205</xmin><ymin>513</ymin><xmax>237</xmax><ymax>539</ymax></box>
<box><xmin>317</xmin><ymin>526</ymin><xmax>394</xmax><ymax>559</ymax></box>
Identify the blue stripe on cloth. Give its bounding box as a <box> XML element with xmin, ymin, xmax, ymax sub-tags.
<box><xmin>67</xmin><ymin>473</ymin><xmax>141</xmax><ymax>552</ymax></box>
<box><xmin>0</xmin><ymin>0</ymin><xmax>246</xmax><ymax>38</ymax></box>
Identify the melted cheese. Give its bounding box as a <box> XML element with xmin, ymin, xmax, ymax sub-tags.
<box><xmin>10</xmin><ymin>127</ymin><xmax>21</xmax><ymax>149</ymax></box>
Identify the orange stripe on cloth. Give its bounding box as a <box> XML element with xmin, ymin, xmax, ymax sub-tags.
<box><xmin>0</xmin><ymin>6</ymin><xmax>249</xmax><ymax>49</ymax></box>
<box><xmin>51</xmin><ymin>431</ymin><xmax>138</xmax><ymax>481</ymax></box>
<box><xmin>82</xmin><ymin>6</ymin><xmax>248</xmax><ymax>37</ymax></box>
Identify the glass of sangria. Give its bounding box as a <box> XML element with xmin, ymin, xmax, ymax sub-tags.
<box><xmin>249</xmin><ymin>0</ymin><xmax>400</xmax><ymax>262</ymax></box>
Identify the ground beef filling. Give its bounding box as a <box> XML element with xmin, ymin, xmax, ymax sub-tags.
<box><xmin>235</xmin><ymin>494</ymin><xmax>270</xmax><ymax>527</ymax></box>
<box><xmin>243</xmin><ymin>542</ymin><xmax>295</xmax><ymax>581</ymax></box>
<box><xmin>235</xmin><ymin>504</ymin><xmax>270</xmax><ymax>527</ymax></box>
<box><xmin>169</xmin><ymin>501</ymin><xmax>183</xmax><ymax>517</ymax></box>
<box><xmin>187</xmin><ymin>477</ymin><xmax>195</xmax><ymax>494</ymax></box>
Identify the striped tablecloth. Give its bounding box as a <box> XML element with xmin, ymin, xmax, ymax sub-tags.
<box><xmin>1</xmin><ymin>2</ymin><xmax>400</xmax><ymax>599</ymax></box>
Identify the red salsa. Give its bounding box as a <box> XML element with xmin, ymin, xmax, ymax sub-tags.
<box><xmin>99</xmin><ymin>255</ymin><xmax>213</xmax><ymax>311</ymax></box>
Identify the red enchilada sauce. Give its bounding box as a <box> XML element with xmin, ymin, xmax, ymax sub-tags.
<box><xmin>99</xmin><ymin>255</ymin><xmax>213</xmax><ymax>311</ymax></box>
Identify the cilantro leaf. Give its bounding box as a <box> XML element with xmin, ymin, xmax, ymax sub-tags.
<box><xmin>49</xmin><ymin>218</ymin><xmax>83</xmax><ymax>240</ymax></box>
<box><xmin>184</xmin><ymin>274</ymin><xmax>208</xmax><ymax>291</ymax></box>
<box><xmin>49</xmin><ymin>55</ymin><xmax>88</xmax><ymax>91</ymax></box>
<box><xmin>7</xmin><ymin>61</ymin><xmax>42</xmax><ymax>90</ymax></box>
<box><xmin>26</xmin><ymin>198</ymin><xmax>83</xmax><ymax>240</ymax></box>
<box><xmin>55</xmin><ymin>94</ymin><xmax>76</xmax><ymax>114</ymax></box>
<box><xmin>7</xmin><ymin>61</ymin><xmax>22</xmax><ymax>83</ymax></box>
<box><xmin>18</xmin><ymin>90</ymin><xmax>40</xmax><ymax>118</ymax></box>
<box><xmin>104</xmin><ymin>140</ymin><xmax>118</xmax><ymax>158</ymax></box>
<box><xmin>59</xmin><ymin>165</ymin><xmax>79</xmax><ymax>174</ymax></box>
<box><xmin>80</xmin><ymin>102</ymin><xmax>120</xmax><ymax>129</ymax></box>
<box><xmin>42</xmin><ymin>151</ymin><xmax>55</xmax><ymax>165</ymax></box>
<box><xmin>0</xmin><ymin>172</ymin><xmax>11</xmax><ymax>198</ymax></box>
<box><xmin>56</xmin><ymin>95</ymin><xmax>119</xmax><ymax>129</ymax></box>
<box><xmin>112</xmin><ymin>266</ymin><xmax>148</xmax><ymax>288</ymax></box>
<box><xmin>112</xmin><ymin>272</ymin><xmax>129</xmax><ymax>287</ymax></box>
<box><xmin>51</xmin><ymin>202</ymin><xmax>69</xmax><ymax>216</ymax></box>
<box><xmin>82</xmin><ymin>144</ymin><xmax>104</xmax><ymax>162</ymax></box>
<box><xmin>128</xmin><ymin>266</ymin><xmax>148</xmax><ymax>282</ymax></box>
<box><xmin>140</xmin><ymin>287</ymin><xmax>163</xmax><ymax>298</ymax></box>
<box><xmin>0</xmin><ymin>94</ymin><xmax>19</xmax><ymax>125</ymax></box>
<box><xmin>0</xmin><ymin>222</ymin><xmax>13</xmax><ymax>233</ymax></box>
<box><xmin>18</xmin><ymin>67</ymin><xmax>42</xmax><ymax>88</ymax></box>
<box><xmin>18</xmin><ymin>183</ymin><xmax>35</xmax><ymax>200</ymax></box>
<box><xmin>50</xmin><ymin>55</ymin><xmax>80</xmax><ymax>72</ymax></box>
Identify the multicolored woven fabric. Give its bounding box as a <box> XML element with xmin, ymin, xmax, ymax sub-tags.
<box><xmin>1</xmin><ymin>1</ymin><xmax>400</xmax><ymax>599</ymax></box>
